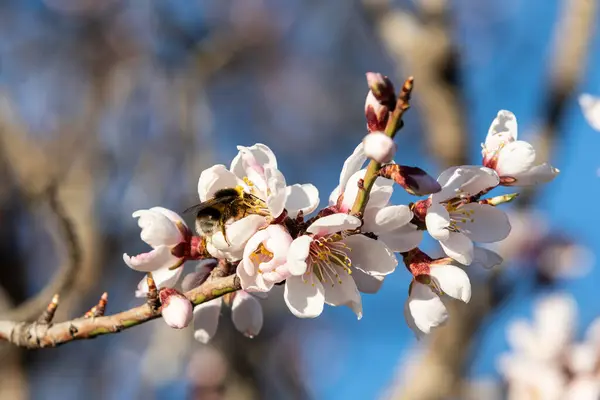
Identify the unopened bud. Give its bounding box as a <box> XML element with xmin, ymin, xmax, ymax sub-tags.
<box><xmin>363</xmin><ymin>132</ymin><xmax>396</xmax><ymax>163</ymax></box>
<box><xmin>479</xmin><ymin>193</ymin><xmax>519</xmax><ymax>206</ymax></box>
<box><xmin>365</xmin><ymin>91</ymin><xmax>390</xmax><ymax>132</ymax></box>
<box><xmin>365</xmin><ymin>72</ymin><xmax>396</xmax><ymax>108</ymax></box>
<box><xmin>160</xmin><ymin>288</ymin><xmax>193</xmax><ymax>329</ymax></box>
<box><xmin>379</xmin><ymin>165</ymin><xmax>441</xmax><ymax>196</ymax></box>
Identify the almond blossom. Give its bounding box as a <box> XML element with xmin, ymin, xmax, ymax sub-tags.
<box><xmin>425</xmin><ymin>165</ymin><xmax>511</xmax><ymax>265</ymax></box>
<box><xmin>482</xmin><ymin>110</ymin><xmax>559</xmax><ymax>186</ymax></box>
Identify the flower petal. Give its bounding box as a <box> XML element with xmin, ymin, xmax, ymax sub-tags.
<box><xmin>407</xmin><ymin>282</ymin><xmax>448</xmax><ymax>335</ymax></box>
<box><xmin>197</xmin><ymin>164</ymin><xmax>241</xmax><ymax>202</ymax></box>
<box><xmin>434</xmin><ymin>166</ymin><xmax>500</xmax><ymax>202</ymax></box>
<box><xmin>455</xmin><ymin>203</ymin><xmax>511</xmax><ymax>243</ymax></box>
<box><xmin>193</xmin><ymin>297</ymin><xmax>222</xmax><ymax>344</ymax></box>
<box><xmin>265</xmin><ymin>165</ymin><xmax>287</xmax><ymax>217</ymax></box>
<box><xmin>323</xmin><ymin>266</ymin><xmax>363</xmax><ymax>320</ymax></box>
<box><xmin>344</xmin><ymin>234</ymin><xmax>397</xmax><ymax>276</ymax></box>
<box><xmin>378</xmin><ymin>225</ymin><xmax>423</xmax><ymax>252</ymax></box>
<box><xmin>236</xmin><ymin>260</ymin><xmax>275</xmax><ymax>292</ymax></box>
<box><xmin>123</xmin><ymin>245</ymin><xmax>180</xmax><ymax>272</ymax></box>
<box><xmin>495</xmin><ymin>141</ymin><xmax>536</xmax><ymax>177</ymax></box>
<box><xmin>341</xmin><ymin>169</ymin><xmax>393</xmax><ymax>211</ymax></box>
<box><xmin>150</xmin><ymin>207</ymin><xmax>188</xmax><ymax>229</ymax></box>
<box><xmin>425</xmin><ymin>203</ymin><xmax>450</xmax><ymax>241</ymax></box>
<box><xmin>135</xmin><ymin>266</ymin><xmax>183</xmax><ymax>297</ymax></box>
<box><xmin>471</xmin><ymin>247</ymin><xmax>503</xmax><ymax>269</ymax></box>
<box><xmin>485</xmin><ymin>110</ymin><xmax>518</xmax><ymax>149</ymax></box>
<box><xmin>429</xmin><ymin>264</ymin><xmax>471</xmax><ymax>302</ymax></box>
<box><xmin>285</xmin><ymin>184</ymin><xmax>320</xmax><ymax>218</ymax></box>
<box><xmin>506</xmin><ymin>163</ymin><xmax>560</xmax><ymax>186</ymax></box>
<box><xmin>338</xmin><ymin>142</ymin><xmax>367</xmax><ymax>192</ymax></box>
<box><xmin>287</xmin><ymin>235</ymin><xmax>313</xmax><ymax>276</ymax></box>
<box><xmin>363</xmin><ymin>131</ymin><xmax>396</xmax><ymax>163</ymax></box>
<box><xmin>284</xmin><ymin>276</ymin><xmax>325</xmax><ymax>318</ymax></box>
<box><xmin>241</xmin><ymin>228</ymin><xmax>271</xmax><ymax>276</ymax></box>
<box><xmin>439</xmin><ymin>232</ymin><xmax>474</xmax><ymax>265</ymax></box>
<box><xmin>352</xmin><ymin>268</ymin><xmax>385</xmax><ymax>294</ymax></box>
<box><xmin>362</xmin><ymin>205</ymin><xmax>413</xmax><ymax>234</ymax></box>
<box><xmin>231</xmin><ymin>291</ymin><xmax>263</xmax><ymax>338</ymax></box>
<box><xmin>579</xmin><ymin>93</ymin><xmax>600</xmax><ymax>131</ymax></box>
<box><xmin>209</xmin><ymin>215</ymin><xmax>268</xmax><ymax>254</ymax></box>
<box><xmin>230</xmin><ymin>143</ymin><xmax>278</xmax><ymax>178</ymax></box>
<box><xmin>132</xmin><ymin>209</ymin><xmax>182</xmax><ymax>247</ymax></box>
<box><xmin>306</xmin><ymin>213</ymin><xmax>361</xmax><ymax>236</ymax></box>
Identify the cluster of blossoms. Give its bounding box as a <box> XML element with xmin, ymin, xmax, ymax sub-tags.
<box><xmin>123</xmin><ymin>74</ymin><xmax>559</xmax><ymax>341</ymax></box>
<box><xmin>498</xmin><ymin>294</ymin><xmax>600</xmax><ymax>399</ymax></box>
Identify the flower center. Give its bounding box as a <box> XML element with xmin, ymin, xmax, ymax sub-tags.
<box><xmin>447</xmin><ymin>206</ymin><xmax>476</xmax><ymax>232</ymax></box>
<box><xmin>249</xmin><ymin>243</ymin><xmax>274</xmax><ymax>273</ymax></box>
<box><xmin>303</xmin><ymin>234</ymin><xmax>352</xmax><ymax>287</ymax></box>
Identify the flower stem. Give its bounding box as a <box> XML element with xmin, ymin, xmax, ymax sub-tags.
<box><xmin>351</xmin><ymin>77</ymin><xmax>414</xmax><ymax>216</ymax></box>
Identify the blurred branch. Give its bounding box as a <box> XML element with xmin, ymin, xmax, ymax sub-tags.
<box><xmin>0</xmin><ymin>273</ymin><xmax>240</xmax><ymax>349</ymax></box>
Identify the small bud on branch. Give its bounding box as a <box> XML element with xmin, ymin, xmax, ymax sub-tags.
<box><xmin>379</xmin><ymin>165</ymin><xmax>441</xmax><ymax>196</ymax></box>
<box><xmin>37</xmin><ymin>294</ymin><xmax>60</xmax><ymax>324</ymax></box>
<box><xmin>479</xmin><ymin>193</ymin><xmax>519</xmax><ymax>206</ymax></box>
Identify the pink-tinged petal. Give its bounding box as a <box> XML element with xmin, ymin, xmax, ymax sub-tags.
<box><xmin>363</xmin><ymin>132</ymin><xmax>396</xmax><ymax>163</ymax></box>
<box><xmin>425</xmin><ymin>203</ymin><xmax>450</xmax><ymax>241</ymax></box>
<box><xmin>406</xmin><ymin>282</ymin><xmax>448</xmax><ymax>335</ymax></box>
<box><xmin>287</xmin><ymin>235</ymin><xmax>312</xmax><ymax>276</ymax></box>
<box><xmin>429</xmin><ymin>264</ymin><xmax>471</xmax><ymax>303</ymax></box>
<box><xmin>506</xmin><ymin>163</ymin><xmax>560</xmax><ymax>186</ymax></box>
<box><xmin>284</xmin><ymin>276</ymin><xmax>325</xmax><ymax>318</ymax></box>
<box><xmin>135</xmin><ymin>266</ymin><xmax>183</xmax><ymax>297</ymax></box>
<box><xmin>471</xmin><ymin>247</ymin><xmax>503</xmax><ymax>269</ymax></box>
<box><xmin>132</xmin><ymin>209</ymin><xmax>182</xmax><ymax>247</ymax></box>
<box><xmin>579</xmin><ymin>93</ymin><xmax>600</xmax><ymax>131</ymax></box>
<box><xmin>439</xmin><ymin>232</ymin><xmax>474</xmax><ymax>265</ymax></box>
<box><xmin>197</xmin><ymin>164</ymin><xmax>241</xmax><ymax>202</ymax></box>
<box><xmin>378</xmin><ymin>225</ymin><xmax>423</xmax><ymax>253</ymax></box>
<box><xmin>323</xmin><ymin>266</ymin><xmax>363</xmax><ymax>320</ymax></box>
<box><xmin>495</xmin><ymin>140</ymin><xmax>536</xmax><ymax>177</ymax></box>
<box><xmin>564</xmin><ymin>378</ymin><xmax>600</xmax><ymax>400</ymax></box>
<box><xmin>231</xmin><ymin>291</ymin><xmax>263</xmax><ymax>338</ymax></box>
<box><xmin>362</xmin><ymin>205</ymin><xmax>413</xmax><ymax>234</ymax></box>
<box><xmin>161</xmin><ymin>293</ymin><xmax>193</xmax><ymax>329</ymax></box>
<box><xmin>236</xmin><ymin>260</ymin><xmax>275</xmax><ymax>292</ymax></box>
<box><xmin>230</xmin><ymin>143</ymin><xmax>278</xmax><ymax>178</ymax></box>
<box><xmin>306</xmin><ymin>213</ymin><xmax>361</xmax><ymax>236</ymax></box>
<box><xmin>455</xmin><ymin>203</ymin><xmax>511</xmax><ymax>243</ymax></box>
<box><xmin>123</xmin><ymin>245</ymin><xmax>181</xmax><ymax>272</ymax></box>
<box><xmin>209</xmin><ymin>215</ymin><xmax>269</xmax><ymax>254</ymax></box>
<box><xmin>328</xmin><ymin>185</ymin><xmax>342</xmax><ymax>208</ymax></box>
<box><xmin>352</xmin><ymin>269</ymin><xmax>385</xmax><ymax>294</ymax></box>
<box><xmin>150</xmin><ymin>207</ymin><xmax>187</xmax><ymax>229</ymax></box>
<box><xmin>434</xmin><ymin>166</ymin><xmax>499</xmax><ymax>202</ymax></box>
<box><xmin>344</xmin><ymin>234</ymin><xmax>397</xmax><ymax>276</ymax></box>
<box><xmin>485</xmin><ymin>110</ymin><xmax>518</xmax><ymax>149</ymax></box>
<box><xmin>263</xmin><ymin>225</ymin><xmax>293</xmax><ymax>258</ymax></box>
<box><xmin>338</xmin><ymin>142</ymin><xmax>367</xmax><ymax>193</ymax></box>
<box><xmin>265</xmin><ymin>165</ymin><xmax>287</xmax><ymax>217</ymax></box>
<box><xmin>193</xmin><ymin>298</ymin><xmax>222</xmax><ymax>344</ymax></box>
<box><xmin>242</xmin><ymin>228</ymin><xmax>272</xmax><ymax>276</ymax></box>
<box><xmin>285</xmin><ymin>184</ymin><xmax>320</xmax><ymax>218</ymax></box>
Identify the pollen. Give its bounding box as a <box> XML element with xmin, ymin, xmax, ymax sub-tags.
<box><xmin>249</xmin><ymin>243</ymin><xmax>274</xmax><ymax>273</ymax></box>
<box><xmin>302</xmin><ymin>235</ymin><xmax>353</xmax><ymax>287</ymax></box>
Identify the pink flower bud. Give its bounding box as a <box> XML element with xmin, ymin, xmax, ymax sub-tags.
<box><xmin>363</xmin><ymin>132</ymin><xmax>396</xmax><ymax>163</ymax></box>
<box><xmin>160</xmin><ymin>288</ymin><xmax>193</xmax><ymax>329</ymax></box>
<box><xmin>365</xmin><ymin>72</ymin><xmax>396</xmax><ymax>107</ymax></box>
<box><xmin>379</xmin><ymin>165</ymin><xmax>441</xmax><ymax>196</ymax></box>
<box><xmin>365</xmin><ymin>91</ymin><xmax>390</xmax><ymax>132</ymax></box>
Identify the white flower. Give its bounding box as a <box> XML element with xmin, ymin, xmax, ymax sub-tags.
<box><xmin>160</xmin><ymin>289</ymin><xmax>193</xmax><ymax>329</ymax></box>
<box><xmin>124</xmin><ymin>207</ymin><xmax>190</xmax><ymax>289</ymax></box>
<box><xmin>425</xmin><ymin>165</ymin><xmax>510</xmax><ymax>265</ymax></box>
<box><xmin>237</xmin><ymin>224</ymin><xmax>293</xmax><ymax>292</ymax></box>
<box><xmin>482</xmin><ymin>110</ymin><xmax>559</xmax><ymax>186</ymax></box>
<box><xmin>579</xmin><ymin>93</ymin><xmax>600</xmax><ymax>131</ymax></box>
<box><xmin>193</xmin><ymin>291</ymin><xmax>263</xmax><ymax>343</ymax></box>
<box><xmin>283</xmin><ymin>213</ymin><xmax>398</xmax><ymax>319</ymax></box>
<box><xmin>403</xmin><ymin>260</ymin><xmax>471</xmax><ymax>338</ymax></box>
<box><xmin>363</xmin><ymin>131</ymin><xmax>396</xmax><ymax>163</ymax></box>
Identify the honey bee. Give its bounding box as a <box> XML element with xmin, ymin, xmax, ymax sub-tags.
<box><xmin>184</xmin><ymin>186</ymin><xmax>269</xmax><ymax>245</ymax></box>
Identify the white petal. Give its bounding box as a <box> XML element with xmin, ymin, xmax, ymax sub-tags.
<box><xmin>150</xmin><ymin>207</ymin><xmax>187</xmax><ymax>229</ymax></box>
<box><xmin>495</xmin><ymin>141</ymin><xmax>536</xmax><ymax>177</ymax></box>
<box><xmin>231</xmin><ymin>291</ymin><xmax>263</xmax><ymax>338</ymax></box>
<box><xmin>566</xmin><ymin>343</ymin><xmax>599</xmax><ymax>375</ymax></box>
<box><xmin>506</xmin><ymin>319</ymin><xmax>537</xmax><ymax>353</ymax></box>
<box><xmin>328</xmin><ymin>185</ymin><xmax>342</xmax><ymax>209</ymax></box>
<box><xmin>193</xmin><ymin>298</ymin><xmax>222</xmax><ymax>344</ymax></box>
<box><xmin>285</xmin><ymin>184</ymin><xmax>320</xmax><ymax>218</ymax></box>
<box><xmin>564</xmin><ymin>378</ymin><xmax>600</xmax><ymax>400</ymax></box>
<box><xmin>236</xmin><ymin>260</ymin><xmax>275</xmax><ymax>292</ymax></box>
<box><xmin>579</xmin><ymin>93</ymin><xmax>600</xmax><ymax>131</ymax></box>
<box><xmin>507</xmin><ymin>162</ymin><xmax>560</xmax><ymax>186</ymax></box>
<box><xmin>230</xmin><ymin>143</ymin><xmax>278</xmax><ymax>178</ymax></box>
<box><xmin>439</xmin><ymin>232</ymin><xmax>474</xmax><ymax>265</ymax></box>
<box><xmin>241</xmin><ymin>229</ymin><xmax>271</xmax><ymax>276</ymax></box>
<box><xmin>306</xmin><ymin>213</ymin><xmax>361</xmax><ymax>236</ymax></box>
<box><xmin>403</xmin><ymin>298</ymin><xmax>426</xmax><ymax>340</ymax></box>
<box><xmin>471</xmin><ymin>247</ymin><xmax>503</xmax><ymax>269</ymax></box>
<box><xmin>284</xmin><ymin>276</ymin><xmax>325</xmax><ymax>318</ymax></box>
<box><xmin>454</xmin><ymin>203</ymin><xmax>511</xmax><ymax>243</ymax></box>
<box><xmin>378</xmin><ymin>224</ymin><xmax>423</xmax><ymax>252</ymax></box>
<box><xmin>429</xmin><ymin>264</ymin><xmax>472</xmax><ymax>302</ymax></box>
<box><xmin>323</xmin><ymin>266</ymin><xmax>363</xmax><ymax>319</ymax></box>
<box><xmin>352</xmin><ymin>269</ymin><xmax>385</xmax><ymax>294</ymax></box>
<box><xmin>132</xmin><ymin>209</ymin><xmax>182</xmax><ymax>247</ymax></box>
<box><xmin>434</xmin><ymin>166</ymin><xmax>499</xmax><ymax>201</ymax></box>
<box><xmin>485</xmin><ymin>110</ymin><xmax>518</xmax><ymax>148</ymax></box>
<box><xmin>209</xmin><ymin>215</ymin><xmax>268</xmax><ymax>253</ymax></box>
<box><xmin>338</xmin><ymin>142</ymin><xmax>367</xmax><ymax>192</ymax></box>
<box><xmin>362</xmin><ymin>205</ymin><xmax>413</xmax><ymax>234</ymax></box>
<box><xmin>407</xmin><ymin>282</ymin><xmax>448</xmax><ymax>335</ymax></box>
<box><xmin>363</xmin><ymin>132</ymin><xmax>396</xmax><ymax>163</ymax></box>
<box><xmin>123</xmin><ymin>245</ymin><xmax>181</xmax><ymax>272</ymax></box>
<box><xmin>341</xmin><ymin>169</ymin><xmax>393</xmax><ymax>211</ymax></box>
<box><xmin>425</xmin><ymin>203</ymin><xmax>450</xmax><ymax>241</ymax></box>
<box><xmin>135</xmin><ymin>266</ymin><xmax>183</xmax><ymax>297</ymax></box>
<box><xmin>287</xmin><ymin>235</ymin><xmax>313</xmax><ymax>276</ymax></box>
<box><xmin>344</xmin><ymin>234</ymin><xmax>397</xmax><ymax>276</ymax></box>
<box><xmin>197</xmin><ymin>164</ymin><xmax>241</xmax><ymax>202</ymax></box>
<box><xmin>265</xmin><ymin>165</ymin><xmax>287</xmax><ymax>217</ymax></box>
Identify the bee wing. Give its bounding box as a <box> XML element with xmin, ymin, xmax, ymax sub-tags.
<box><xmin>182</xmin><ymin>195</ymin><xmax>238</xmax><ymax>214</ymax></box>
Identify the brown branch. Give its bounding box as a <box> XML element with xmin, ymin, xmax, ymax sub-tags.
<box><xmin>0</xmin><ymin>274</ymin><xmax>240</xmax><ymax>349</ymax></box>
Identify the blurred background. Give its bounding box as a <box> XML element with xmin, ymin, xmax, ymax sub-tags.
<box><xmin>0</xmin><ymin>0</ymin><xmax>599</xmax><ymax>399</ymax></box>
